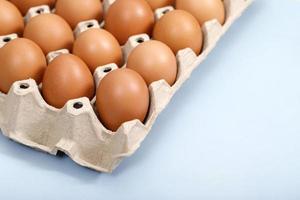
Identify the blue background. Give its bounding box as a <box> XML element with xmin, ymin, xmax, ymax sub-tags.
<box><xmin>1</xmin><ymin>0</ymin><xmax>300</xmax><ymax>199</ymax></box>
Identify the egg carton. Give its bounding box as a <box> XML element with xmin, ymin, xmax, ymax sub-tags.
<box><xmin>0</xmin><ymin>0</ymin><xmax>253</xmax><ymax>173</ymax></box>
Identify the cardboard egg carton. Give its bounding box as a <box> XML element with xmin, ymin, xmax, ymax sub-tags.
<box><xmin>0</xmin><ymin>0</ymin><xmax>253</xmax><ymax>173</ymax></box>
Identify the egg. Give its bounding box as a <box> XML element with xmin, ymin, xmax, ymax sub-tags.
<box><xmin>153</xmin><ymin>10</ymin><xmax>203</xmax><ymax>55</ymax></box>
<box><xmin>73</xmin><ymin>29</ymin><xmax>123</xmax><ymax>73</ymax></box>
<box><xmin>105</xmin><ymin>0</ymin><xmax>154</xmax><ymax>45</ymax></box>
<box><xmin>42</xmin><ymin>54</ymin><xmax>95</xmax><ymax>108</ymax></box>
<box><xmin>9</xmin><ymin>0</ymin><xmax>56</xmax><ymax>15</ymax></box>
<box><xmin>176</xmin><ymin>0</ymin><xmax>225</xmax><ymax>25</ymax></box>
<box><xmin>55</xmin><ymin>0</ymin><xmax>103</xmax><ymax>29</ymax></box>
<box><xmin>0</xmin><ymin>38</ymin><xmax>47</xmax><ymax>93</ymax></box>
<box><xmin>96</xmin><ymin>68</ymin><xmax>149</xmax><ymax>131</ymax></box>
<box><xmin>127</xmin><ymin>40</ymin><xmax>177</xmax><ymax>86</ymax></box>
<box><xmin>24</xmin><ymin>13</ymin><xmax>74</xmax><ymax>55</ymax></box>
<box><xmin>0</xmin><ymin>0</ymin><xmax>24</xmax><ymax>36</ymax></box>
<box><xmin>145</xmin><ymin>0</ymin><xmax>174</xmax><ymax>10</ymax></box>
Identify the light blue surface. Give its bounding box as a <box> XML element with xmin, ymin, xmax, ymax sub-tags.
<box><xmin>1</xmin><ymin>0</ymin><xmax>300</xmax><ymax>199</ymax></box>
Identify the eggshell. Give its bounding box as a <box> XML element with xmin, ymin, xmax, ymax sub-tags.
<box><xmin>127</xmin><ymin>40</ymin><xmax>177</xmax><ymax>86</ymax></box>
<box><xmin>55</xmin><ymin>0</ymin><xmax>103</xmax><ymax>29</ymax></box>
<box><xmin>153</xmin><ymin>10</ymin><xmax>203</xmax><ymax>55</ymax></box>
<box><xmin>176</xmin><ymin>0</ymin><xmax>225</xmax><ymax>25</ymax></box>
<box><xmin>42</xmin><ymin>54</ymin><xmax>95</xmax><ymax>108</ymax></box>
<box><xmin>96</xmin><ymin>68</ymin><xmax>149</xmax><ymax>131</ymax></box>
<box><xmin>9</xmin><ymin>0</ymin><xmax>56</xmax><ymax>15</ymax></box>
<box><xmin>0</xmin><ymin>0</ymin><xmax>24</xmax><ymax>36</ymax></box>
<box><xmin>0</xmin><ymin>38</ymin><xmax>47</xmax><ymax>93</ymax></box>
<box><xmin>73</xmin><ymin>28</ymin><xmax>123</xmax><ymax>73</ymax></box>
<box><xmin>23</xmin><ymin>13</ymin><xmax>74</xmax><ymax>55</ymax></box>
<box><xmin>104</xmin><ymin>0</ymin><xmax>154</xmax><ymax>45</ymax></box>
<box><xmin>145</xmin><ymin>0</ymin><xmax>174</xmax><ymax>10</ymax></box>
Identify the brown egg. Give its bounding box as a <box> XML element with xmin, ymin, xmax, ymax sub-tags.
<box><xmin>0</xmin><ymin>38</ymin><xmax>46</xmax><ymax>93</ymax></box>
<box><xmin>96</xmin><ymin>68</ymin><xmax>149</xmax><ymax>131</ymax></box>
<box><xmin>105</xmin><ymin>0</ymin><xmax>154</xmax><ymax>45</ymax></box>
<box><xmin>42</xmin><ymin>54</ymin><xmax>95</xmax><ymax>108</ymax></box>
<box><xmin>23</xmin><ymin>13</ymin><xmax>74</xmax><ymax>55</ymax></box>
<box><xmin>9</xmin><ymin>0</ymin><xmax>56</xmax><ymax>15</ymax></box>
<box><xmin>176</xmin><ymin>0</ymin><xmax>225</xmax><ymax>25</ymax></box>
<box><xmin>145</xmin><ymin>0</ymin><xmax>174</xmax><ymax>10</ymax></box>
<box><xmin>55</xmin><ymin>0</ymin><xmax>103</xmax><ymax>29</ymax></box>
<box><xmin>153</xmin><ymin>10</ymin><xmax>202</xmax><ymax>55</ymax></box>
<box><xmin>0</xmin><ymin>0</ymin><xmax>24</xmax><ymax>36</ymax></box>
<box><xmin>73</xmin><ymin>29</ymin><xmax>122</xmax><ymax>73</ymax></box>
<box><xmin>127</xmin><ymin>40</ymin><xmax>177</xmax><ymax>86</ymax></box>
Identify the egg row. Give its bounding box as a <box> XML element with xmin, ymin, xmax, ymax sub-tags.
<box><xmin>1</xmin><ymin>0</ymin><xmax>225</xmax><ymax>52</ymax></box>
<box><xmin>0</xmin><ymin>35</ymin><xmax>177</xmax><ymax>131</ymax></box>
